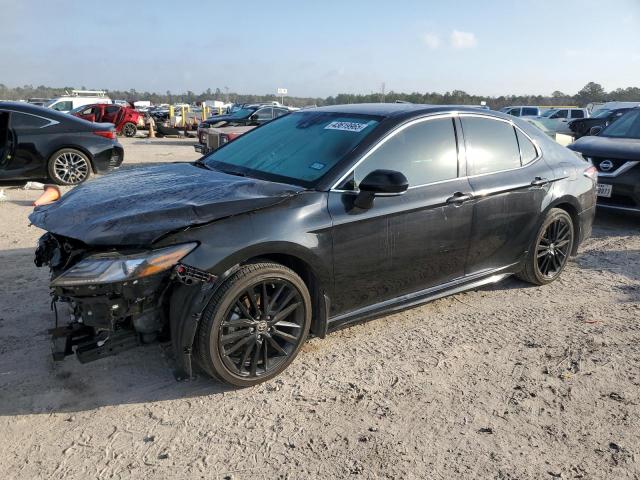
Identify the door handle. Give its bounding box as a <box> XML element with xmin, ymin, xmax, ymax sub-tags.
<box><xmin>446</xmin><ymin>192</ymin><xmax>473</xmax><ymax>205</ymax></box>
<box><xmin>530</xmin><ymin>177</ymin><xmax>550</xmax><ymax>187</ymax></box>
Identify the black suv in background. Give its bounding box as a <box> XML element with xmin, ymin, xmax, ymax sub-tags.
<box><xmin>569</xmin><ymin>107</ymin><xmax>632</xmax><ymax>139</ymax></box>
<box><xmin>569</xmin><ymin>108</ymin><xmax>640</xmax><ymax>213</ymax></box>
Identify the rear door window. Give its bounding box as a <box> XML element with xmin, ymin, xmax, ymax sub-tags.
<box><xmin>255</xmin><ymin>107</ymin><xmax>274</xmax><ymax>121</ymax></box>
<box><xmin>461</xmin><ymin>116</ymin><xmax>521</xmax><ymax>175</ymax></box>
<box><xmin>274</xmin><ymin>108</ymin><xmax>289</xmax><ymax>118</ymax></box>
<box><xmin>522</xmin><ymin>107</ymin><xmax>538</xmax><ymax>116</ymax></box>
<box><xmin>571</xmin><ymin>110</ymin><xmax>585</xmax><ymax>119</ymax></box>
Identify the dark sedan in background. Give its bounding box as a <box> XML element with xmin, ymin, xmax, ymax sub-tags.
<box><xmin>196</xmin><ymin>104</ymin><xmax>291</xmax><ymax>147</ymax></box>
<box><xmin>568</xmin><ymin>107</ymin><xmax>632</xmax><ymax>139</ymax></box>
<box><xmin>31</xmin><ymin>104</ymin><xmax>596</xmax><ymax>386</ymax></box>
<box><xmin>569</xmin><ymin>108</ymin><xmax>640</xmax><ymax>213</ymax></box>
<box><xmin>0</xmin><ymin>102</ymin><xmax>123</xmax><ymax>185</ymax></box>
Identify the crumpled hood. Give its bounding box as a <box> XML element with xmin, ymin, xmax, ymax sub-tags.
<box><xmin>29</xmin><ymin>163</ymin><xmax>303</xmax><ymax>246</ymax></box>
<box><xmin>568</xmin><ymin>135</ymin><xmax>640</xmax><ymax>161</ymax></box>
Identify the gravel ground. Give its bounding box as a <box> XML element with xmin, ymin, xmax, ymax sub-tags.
<box><xmin>0</xmin><ymin>137</ymin><xmax>639</xmax><ymax>479</ymax></box>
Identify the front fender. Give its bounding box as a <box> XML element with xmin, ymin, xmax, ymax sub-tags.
<box><xmin>166</xmin><ymin>192</ymin><xmax>333</xmax><ymax>294</ymax></box>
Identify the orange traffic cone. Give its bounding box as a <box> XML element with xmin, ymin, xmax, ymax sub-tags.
<box><xmin>33</xmin><ymin>185</ymin><xmax>61</xmax><ymax>206</ymax></box>
<box><xmin>148</xmin><ymin>117</ymin><xmax>156</xmax><ymax>138</ymax></box>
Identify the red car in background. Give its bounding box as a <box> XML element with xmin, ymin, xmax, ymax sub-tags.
<box><xmin>72</xmin><ymin>103</ymin><xmax>143</xmax><ymax>137</ymax></box>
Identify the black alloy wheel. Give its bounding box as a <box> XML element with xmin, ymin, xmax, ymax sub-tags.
<box><xmin>122</xmin><ymin>122</ymin><xmax>137</xmax><ymax>137</ymax></box>
<box><xmin>196</xmin><ymin>262</ymin><xmax>311</xmax><ymax>387</ymax></box>
<box><xmin>518</xmin><ymin>208</ymin><xmax>574</xmax><ymax>285</ymax></box>
<box><xmin>220</xmin><ymin>278</ymin><xmax>305</xmax><ymax>376</ymax></box>
<box><xmin>536</xmin><ymin>217</ymin><xmax>572</xmax><ymax>278</ymax></box>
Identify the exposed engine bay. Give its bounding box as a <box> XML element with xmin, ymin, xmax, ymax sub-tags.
<box><xmin>34</xmin><ymin>232</ymin><xmax>215</xmax><ymax>374</ymax></box>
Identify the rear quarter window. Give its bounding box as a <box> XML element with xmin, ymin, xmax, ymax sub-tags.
<box><xmin>10</xmin><ymin>112</ymin><xmax>51</xmax><ymax>130</ymax></box>
<box><xmin>516</xmin><ymin>129</ymin><xmax>538</xmax><ymax>164</ymax></box>
<box><xmin>461</xmin><ymin>116</ymin><xmax>521</xmax><ymax>175</ymax></box>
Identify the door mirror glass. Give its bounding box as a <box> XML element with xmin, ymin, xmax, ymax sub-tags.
<box><xmin>589</xmin><ymin>125</ymin><xmax>603</xmax><ymax>136</ymax></box>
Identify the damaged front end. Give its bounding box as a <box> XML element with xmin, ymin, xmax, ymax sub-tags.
<box><xmin>35</xmin><ymin>233</ymin><xmax>206</xmax><ymax>367</ymax></box>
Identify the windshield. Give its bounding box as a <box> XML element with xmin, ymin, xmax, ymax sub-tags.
<box><xmin>600</xmin><ymin>109</ymin><xmax>640</xmax><ymax>139</ymax></box>
<box><xmin>541</xmin><ymin>109</ymin><xmax>557</xmax><ymax>117</ymax></box>
<box><xmin>591</xmin><ymin>109</ymin><xmax>611</xmax><ymax>119</ymax></box>
<box><xmin>203</xmin><ymin>111</ymin><xmax>381</xmax><ymax>186</ymax></box>
<box><xmin>44</xmin><ymin>99</ymin><xmax>56</xmax><ymax>108</ymax></box>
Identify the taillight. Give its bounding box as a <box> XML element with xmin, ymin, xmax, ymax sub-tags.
<box><xmin>94</xmin><ymin>130</ymin><xmax>116</xmax><ymax>140</ymax></box>
<box><xmin>220</xmin><ymin>134</ymin><xmax>229</xmax><ymax>144</ymax></box>
<box><xmin>584</xmin><ymin>165</ymin><xmax>598</xmax><ymax>181</ymax></box>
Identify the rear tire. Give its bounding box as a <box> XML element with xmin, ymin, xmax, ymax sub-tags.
<box><xmin>196</xmin><ymin>262</ymin><xmax>311</xmax><ymax>387</ymax></box>
<box><xmin>517</xmin><ymin>208</ymin><xmax>574</xmax><ymax>285</ymax></box>
<box><xmin>48</xmin><ymin>148</ymin><xmax>92</xmax><ymax>185</ymax></box>
<box><xmin>122</xmin><ymin>122</ymin><xmax>137</xmax><ymax>137</ymax></box>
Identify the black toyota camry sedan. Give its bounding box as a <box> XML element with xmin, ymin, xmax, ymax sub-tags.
<box><xmin>0</xmin><ymin>102</ymin><xmax>123</xmax><ymax>185</ymax></box>
<box><xmin>30</xmin><ymin>104</ymin><xmax>597</xmax><ymax>386</ymax></box>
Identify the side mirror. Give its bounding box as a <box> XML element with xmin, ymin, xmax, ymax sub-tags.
<box><xmin>249</xmin><ymin>113</ymin><xmax>258</xmax><ymax>121</ymax></box>
<box><xmin>589</xmin><ymin>125</ymin><xmax>603</xmax><ymax>136</ymax></box>
<box><xmin>353</xmin><ymin>169</ymin><xmax>409</xmax><ymax>209</ymax></box>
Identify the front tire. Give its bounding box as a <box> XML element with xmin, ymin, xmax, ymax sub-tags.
<box><xmin>518</xmin><ymin>208</ymin><xmax>574</xmax><ymax>285</ymax></box>
<box><xmin>48</xmin><ymin>148</ymin><xmax>92</xmax><ymax>185</ymax></box>
<box><xmin>122</xmin><ymin>122</ymin><xmax>137</xmax><ymax>137</ymax></box>
<box><xmin>196</xmin><ymin>262</ymin><xmax>311</xmax><ymax>387</ymax></box>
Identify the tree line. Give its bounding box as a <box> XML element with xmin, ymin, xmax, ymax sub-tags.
<box><xmin>1</xmin><ymin>82</ymin><xmax>638</xmax><ymax>110</ymax></box>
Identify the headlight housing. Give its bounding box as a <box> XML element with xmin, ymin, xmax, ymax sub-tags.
<box><xmin>51</xmin><ymin>243</ymin><xmax>197</xmax><ymax>287</ymax></box>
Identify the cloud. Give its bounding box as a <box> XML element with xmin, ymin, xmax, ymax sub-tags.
<box><xmin>450</xmin><ymin>30</ymin><xmax>477</xmax><ymax>49</ymax></box>
<box><xmin>422</xmin><ymin>33</ymin><xmax>441</xmax><ymax>50</ymax></box>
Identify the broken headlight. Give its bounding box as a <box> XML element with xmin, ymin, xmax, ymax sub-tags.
<box><xmin>51</xmin><ymin>243</ymin><xmax>198</xmax><ymax>287</ymax></box>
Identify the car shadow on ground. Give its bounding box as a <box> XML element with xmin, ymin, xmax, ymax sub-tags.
<box><xmin>591</xmin><ymin>208</ymin><xmax>640</xmax><ymax>235</ymax></box>
<box><xmin>580</xmin><ymin>210</ymin><xmax>640</xmax><ymax>283</ymax></box>
<box><xmin>130</xmin><ymin>139</ymin><xmax>197</xmax><ymax>147</ymax></box>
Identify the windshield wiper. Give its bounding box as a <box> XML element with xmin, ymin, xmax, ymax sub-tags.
<box><xmin>193</xmin><ymin>158</ymin><xmax>211</xmax><ymax>170</ymax></box>
<box><xmin>220</xmin><ymin>169</ymin><xmax>247</xmax><ymax>177</ymax></box>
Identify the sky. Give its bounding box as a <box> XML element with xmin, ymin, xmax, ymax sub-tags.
<box><xmin>1</xmin><ymin>0</ymin><xmax>639</xmax><ymax>98</ymax></box>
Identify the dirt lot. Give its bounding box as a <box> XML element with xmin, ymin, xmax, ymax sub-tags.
<box><xmin>0</xmin><ymin>137</ymin><xmax>639</xmax><ymax>479</ymax></box>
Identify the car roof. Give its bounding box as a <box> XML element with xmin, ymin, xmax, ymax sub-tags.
<box><xmin>0</xmin><ymin>101</ymin><xmax>75</xmax><ymax>121</ymax></box>
<box><xmin>0</xmin><ymin>101</ymin><xmax>106</xmax><ymax>127</ymax></box>
<box><xmin>0</xmin><ymin>101</ymin><xmax>55</xmax><ymax>114</ymax></box>
<box><xmin>303</xmin><ymin>103</ymin><xmax>499</xmax><ymax>118</ymax></box>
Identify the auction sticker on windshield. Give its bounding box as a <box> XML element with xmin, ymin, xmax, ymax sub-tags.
<box><xmin>324</xmin><ymin>121</ymin><xmax>371</xmax><ymax>132</ymax></box>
